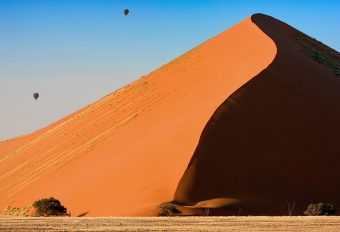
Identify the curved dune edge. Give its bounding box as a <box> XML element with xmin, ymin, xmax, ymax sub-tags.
<box><xmin>184</xmin><ymin>198</ymin><xmax>240</xmax><ymax>209</ymax></box>
<box><xmin>0</xmin><ymin>15</ymin><xmax>276</xmax><ymax>216</ymax></box>
<box><xmin>173</xmin><ymin>13</ymin><xmax>340</xmax><ymax>216</ymax></box>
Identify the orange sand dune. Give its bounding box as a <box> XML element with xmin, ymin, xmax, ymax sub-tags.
<box><xmin>174</xmin><ymin>14</ymin><xmax>340</xmax><ymax>216</ymax></box>
<box><xmin>0</xmin><ymin>15</ymin><xmax>275</xmax><ymax>216</ymax></box>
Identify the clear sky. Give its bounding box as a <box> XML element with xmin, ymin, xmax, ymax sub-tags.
<box><xmin>1</xmin><ymin>0</ymin><xmax>339</xmax><ymax>140</ymax></box>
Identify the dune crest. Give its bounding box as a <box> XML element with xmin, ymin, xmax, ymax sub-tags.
<box><xmin>174</xmin><ymin>13</ymin><xmax>340</xmax><ymax>216</ymax></box>
<box><xmin>0</xmin><ymin>15</ymin><xmax>276</xmax><ymax>216</ymax></box>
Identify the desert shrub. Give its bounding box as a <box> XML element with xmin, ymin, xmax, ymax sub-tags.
<box><xmin>0</xmin><ymin>201</ymin><xmax>32</xmax><ymax>217</ymax></box>
<box><xmin>304</xmin><ymin>203</ymin><xmax>337</xmax><ymax>216</ymax></box>
<box><xmin>157</xmin><ymin>203</ymin><xmax>179</xmax><ymax>216</ymax></box>
<box><xmin>31</xmin><ymin>197</ymin><xmax>69</xmax><ymax>217</ymax></box>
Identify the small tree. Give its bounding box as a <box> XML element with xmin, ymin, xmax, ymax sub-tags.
<box><xmin>287</xmin><ymin>200</ymin><xmax>295</xmax><ymax>216</ymax></box>
<box><xmin>157</xmin><ymin>203</ymin><xmax>179</xmax><ymax>216</ymax></box>
<box><xmin>205</xmin><ymin>208</ymin><xmax>209</xmax><ymax>216</ymax></box>
<box><xmin>304</xmin><ymin>203</ymin><xmax>337</xmax><ymax>216</ymax></box>
<box><xmin>32</xmin><ymin>197</ymin><xmax>69</xmax><ymax>217</ymax></box>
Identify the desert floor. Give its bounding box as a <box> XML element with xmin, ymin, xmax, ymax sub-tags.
<box><xmin>1</xmin><ymin>216</ymin><xmax>340</xmax><ymax>232</ymax></box>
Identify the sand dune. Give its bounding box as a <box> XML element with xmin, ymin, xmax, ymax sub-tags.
<box><xmin>3</xmin><ymin>13</ymin><xmax>340</xmax><ymax>217</ymax></box>
<box><xmin>174</xmin><ymin>14</ymin><xmax>340</xmax><ymax>216</ymax></box>
<box><xmin>0</xmin><ymin>14</ymin><xmax>276</xmax><ymax>216</ymax></box>
<box><xmin>4</xmin><ymin>13</ymin><xmax>340</xmax><ymax>217</ymax></box>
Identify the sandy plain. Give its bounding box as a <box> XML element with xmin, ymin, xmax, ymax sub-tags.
<box><xmin>1</xmin><ymin>216</ymin><xmax>340</xmax><ymax>232</ymax></box>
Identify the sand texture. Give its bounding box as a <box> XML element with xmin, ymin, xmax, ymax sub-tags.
<box><xmin>174</xmin><ymin>14</ymin><xmax>340</xmax><ymax>215</ymax></box>
<box><xmin>1</xmin><ymin>13</ymin><xmax>340</xmax><ymax>216</ymax></box>
<box><xmin>0</xmin><ymin>14</ymin><xmax>275</xmax><ymax>216</ymax></box>
<box><xmin>1</xmin><ymin>216</ymin><xmax>340</xmax><ymax>232</ymax></box>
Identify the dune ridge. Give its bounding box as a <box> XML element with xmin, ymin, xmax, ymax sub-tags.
<box><xmin>0</xmin><ymin>15</ymin><xmax>276</xmax><ymax>216</ymax></box>
<box><xmin>174</xmin><ymin>13</ymin><xmax>340</xmax><ymax>216</ymax></box>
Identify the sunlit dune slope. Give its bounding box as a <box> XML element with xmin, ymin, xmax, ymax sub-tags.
<box><xmin>174</xmin><ymin>13</ymin><xmax>340</xmax><ymax>216</ymax></box>
<box><xmin>0</xmin><ymin>15</ymin><xmax>276</xmax><ymax>216</ymax></box>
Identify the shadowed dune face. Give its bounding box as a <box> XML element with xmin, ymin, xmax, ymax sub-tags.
<box><xmin>0</xmin><ymin>16</ymin><xmax>275</xmax><ymax>216</ymax></box>
<box><xmin>174</xmin><ymin>14</ymin><xmax>340</xmax><ymax>216</ymax></box>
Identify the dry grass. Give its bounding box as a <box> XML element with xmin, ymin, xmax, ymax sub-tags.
<box><xmin>0</xmin><ymin>201</ymin><xmax>31</xmax><ymax>217</ymax></box>
<box><xmin>1</xmin><ymin>216</ymin><xmax>340</xmax><ymax>231</ymax></box>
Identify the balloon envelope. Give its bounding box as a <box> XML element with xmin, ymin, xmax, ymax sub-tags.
<box><xmin>123</xmin><ymin>9</ymin><xmax>129</xmax><ymax>15</ymax></box>
<box><xmin>33</xmin><ymin>93</ymin><xmax>39</xmax><ymax>100</ymax></box>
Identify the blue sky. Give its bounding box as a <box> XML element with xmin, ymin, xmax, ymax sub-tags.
<box><xmin>1</xmin><ymin>0</ymin><xmax>339</xmax><ymax>140</ymax></box>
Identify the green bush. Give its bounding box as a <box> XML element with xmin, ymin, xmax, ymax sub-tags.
<box><xmin>32</xmin><ymin>197</ymin><xmax>69</xmax><ymax>217</ymax></box>
<box><xmin>304</xmin><ymin>203</ymin><xmax>337</xmax><ymax>216</ymax></box>
<box><xmin>157</xmin><ymin>203</ymin><xmax>179</xmax><ymax>216</ymax></box>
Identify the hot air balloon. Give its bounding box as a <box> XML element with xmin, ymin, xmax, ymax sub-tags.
<box><xmin>33</xmin><ymin>93</ymin><xmax>39</xmax><ymax>100</ymax></box>
<box><xmin>123</xmin><ymin>9</ymin><xmax>129</xmax><ymax>16</ymax></box>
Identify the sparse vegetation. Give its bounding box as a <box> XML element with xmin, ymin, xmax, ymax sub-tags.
<box><xmin>287</xmin><ymin>200</ymin><xmax>295</xmax><ymax>216</ymax></box>
<box><xmin>0</xmin><ymin>201</ymin><xmax>32</xmax><ymax>217</ymax></box>
<box><xmin>31</xmin><ymin>197</ymin><xmax>70</xmax><ymax>217</ymax></box>
<box><xmin>205</xmin><ymin>208</ymin><xmax>209</xmax><ymax>216</ymax></box>
<box><xmin>294</xmin><ymin>31</ymin><xmax>340</xmax><ymax>77</ymax></box>
<box><xmin>304</xmin><ymin>203</ymin><xmax>337</xmax><ymax>216</ymax></box>
<box><xmin>157</xmin><ymin>202</ymin><xmax>179</xmax><ymax>216</ymax></box>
